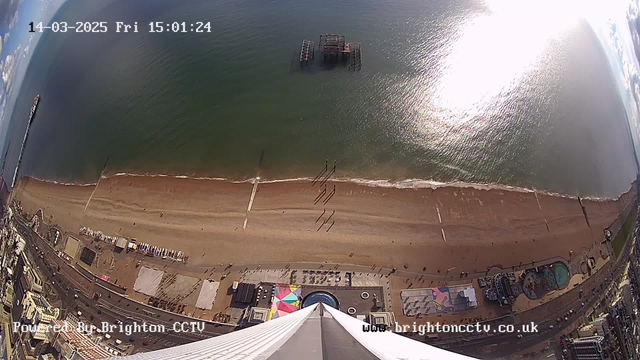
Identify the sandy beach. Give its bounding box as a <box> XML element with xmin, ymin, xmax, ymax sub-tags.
<box><xmin>12</xmin><ymin>175</ymin><xmax>636</xmax><ymax>274</ymax></box>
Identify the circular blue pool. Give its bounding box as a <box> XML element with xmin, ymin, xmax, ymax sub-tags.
<box><xmin>302</xmin><ymin>291</ymin><xmax>340</xmax><ymax>309</ymax></box>
<box><xmin>553</xmin><ymin>262</ymin><xmax>570</xmax><ymax>289</ymax></box>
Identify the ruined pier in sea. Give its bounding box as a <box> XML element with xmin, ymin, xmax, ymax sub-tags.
<box><xmin>299</xmin><ymin>34</ymin><xmax>362</xmax><ymax>71</ymax></box>
<box><xmin>299</xmin><ymin>39</ymin><xmax>314</xmax><ymax>68</ymax></box>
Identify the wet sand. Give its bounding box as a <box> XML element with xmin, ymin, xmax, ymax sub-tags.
<box><xmin>12</xmin><ymin>175</ymin><xmax>636</xmax><ymax>274</ymax></box>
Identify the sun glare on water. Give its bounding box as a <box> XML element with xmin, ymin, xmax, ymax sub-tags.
<box><xmin>431</xmin><ymin>0</ymin><xmax>603</xmax><ymax>125</ymax></box>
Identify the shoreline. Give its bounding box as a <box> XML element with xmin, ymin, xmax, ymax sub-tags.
<box><xmin>23</xmin><ymin>171</ymin><xmax>626</xmax><ymax>201</ymax></box>
<box><xmin>11</xmin><ymin>174</ymin><xmax>637</xmax><ymax>274</ymax></box>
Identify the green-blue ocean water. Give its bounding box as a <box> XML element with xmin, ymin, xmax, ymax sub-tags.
<box><xmin>4</xmin><ymin>0</ymin><xmax>638</xmax><ymax>197</ymax></box>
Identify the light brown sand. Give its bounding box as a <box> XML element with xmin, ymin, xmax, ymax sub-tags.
<box><xmin>12</xmin><ymin>176</ymin><xmax>636</xmax><ymax>275</ymax></box>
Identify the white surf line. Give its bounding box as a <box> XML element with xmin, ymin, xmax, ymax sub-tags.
<box><xmin>243</xmin><ymin>176</ymin><xmax>260</xmax><ymax>230</ymax></box>
<box><xmin>83</xmin><ymin>176</ymin><xmax>102</xmax><ymax>214</ymax></box>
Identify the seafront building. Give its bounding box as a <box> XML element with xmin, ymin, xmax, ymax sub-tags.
<box><xmin>578</xmin><ymin>315</ymin><xmax>609</xmax><ymax>338</ymax></box>
<box><xmin>21</xmin><ymin>291</ymin><xmax>59</xmax><ymax>334</ymax></box>
<box><xmin>47</xmin><ymin>319</ymin><xmax>114</xmax><ymax>360</ymax></box>
<box><xmin>570</xmin><ymin>336</ymin><xmax>607</xmax><ymax>360</ymax></box>
<box><xmin>16</xmin><ymin>252</ymin><xmax>43</xmax><ymax>295</ymax></box>
<box><xmin>15</xmin><ymin>291</ymin><xmax>60</xmax><ymax>356</ymax></box>
<box><xmin>606</xmin><ymin>299</ymin><xmax>638</xmax><ymax>360</ymax></box>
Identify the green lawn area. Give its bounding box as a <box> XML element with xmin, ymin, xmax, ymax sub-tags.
<box><xmin>613</xmin><ymin>206</ymin><xmax>637</xmax><ymax>258</ymax></box>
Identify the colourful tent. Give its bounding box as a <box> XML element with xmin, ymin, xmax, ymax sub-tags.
<box><xmin>269</xmin><ymin>284</ymin><xmax>302</xmax><ymax>320</ymax></box>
